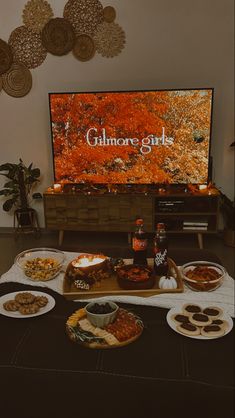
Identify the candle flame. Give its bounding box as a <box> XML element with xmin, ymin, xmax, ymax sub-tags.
<box><xmin>72</xmin><ymin>257</ymin><xmax>104</xmax><ymax>268</ymax></box>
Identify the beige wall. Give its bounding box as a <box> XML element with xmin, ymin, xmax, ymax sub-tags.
<box><xmin>0</xmin><ymin>0</ymin><xmax>234</xmax><ymax>228</ymax></box>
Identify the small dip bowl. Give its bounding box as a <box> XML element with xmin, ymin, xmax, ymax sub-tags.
<box><xmin>85</xmin><ymin>301</ymin><xmax>118</xmax><ymax>328</ymax></box>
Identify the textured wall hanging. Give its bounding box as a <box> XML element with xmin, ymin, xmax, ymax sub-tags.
<box><xmin>42</xmin><ymin>17</ymin><xmax>75</xmax><ymax>55</ymax></box>
<box><xmin>63</xmin><ymin>0</ymin><xmax>104</xmax><ymax>36</ymax></box>
<box><xmin>0</xmin><ymin>0</ymin><xmax>126</xmax><ymax>98</ymax></box>
<box><xmin>22</xmin><ymin>0</ymin><xmax>53</xmax><ymax>33</ymax></box>
<box><xmin>1</xmin><ymin>61</ymin><xmax>32</xmax><ymax>97</ymax></box>
<box><xmin>8</xmin><ymin>26</ymin><xmax>47</xmax><ymax>69</ymax></box>
<box><xmin>0</xmin><ymin>39</ymin><xmax>13</xmax><ymax>75</ymax></box>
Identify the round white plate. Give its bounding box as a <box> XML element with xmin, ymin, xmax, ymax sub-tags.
<box><xmin>166</xmin><ymin>305</ymin><xmax>233</xmax><ymax>340</ymax></box>
<box><xmin>0</xmin><ymin>291</ymin><xmax>55</xmax><ymax>318</ymax></box>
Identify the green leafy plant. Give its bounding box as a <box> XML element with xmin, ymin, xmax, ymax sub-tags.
<box><xmin>0</xmin><ymin>159</ymin><xmax>42</xmax><ymax>212</ymax></box>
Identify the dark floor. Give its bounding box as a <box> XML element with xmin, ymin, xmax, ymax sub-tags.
<box><xmin>0</xmin><ymin>229</ymin><xmax>234</xmax><ymax>278</ymax></box>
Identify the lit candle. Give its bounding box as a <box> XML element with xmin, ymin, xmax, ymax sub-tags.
<box><xmin>72</xmin><ymin>256</ymin><xmax>104</xmax><ymax>268</ymax></box>
<box><xmin>54</xmin><ymin>183</ymin><xmax>62</xmax><ymax>193</ymax></box>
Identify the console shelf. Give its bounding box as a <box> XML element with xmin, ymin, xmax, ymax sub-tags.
<box><xmin>43</xmin><ymin>190</ymin><xmax>220</xmax><ymax>248</ymax></box>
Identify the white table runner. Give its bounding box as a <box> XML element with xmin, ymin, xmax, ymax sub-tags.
<box><xmin>1</xmin><ymin>251</ymin><xmax>234</xmax><ymax>317</ymax></box>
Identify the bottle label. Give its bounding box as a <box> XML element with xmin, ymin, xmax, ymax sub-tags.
<box><xmin>132</xmin><ymin>237</ymin><xmax>147</xmax><ymax>251</ymax></box>
<box><xmin>154</xmin><ymin>249</ymin><xmax>167</xmax><ymax>266</ymax></box>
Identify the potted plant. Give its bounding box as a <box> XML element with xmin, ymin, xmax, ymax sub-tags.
<box><xmin>219</xmin><ymin>192</ymin><xmax>235</xmax><ymax>247</ymax></box>
<box><xmin>0</xmin><ymin>158</ymin><xmax>42</xmax><ymax>231</ymax></box>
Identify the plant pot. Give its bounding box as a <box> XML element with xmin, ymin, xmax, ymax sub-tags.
<box><xmin>223</xmin><ymin>229</ymin><xmax>235</xmax><ymax>247</ymax></box>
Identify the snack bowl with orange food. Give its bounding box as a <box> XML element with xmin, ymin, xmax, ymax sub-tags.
<box><xmin>116</xmin><ymin>264</ymin><xmax>155</xmax><ymax>290</ymax></box>
<box><xmin>181</xmin><ymin>261</ymin><xmax>226</xmax><ymax>291</ymax></box>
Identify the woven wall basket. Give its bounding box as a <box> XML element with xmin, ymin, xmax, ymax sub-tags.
<box><xmin>64</xmin><ymin>0</ymin><xmax>103</xmax><ymax>36</ymax></box>
<box><xmin>73</xmin><ymin>34</ymin><xmax>95</xmax><ymax>61</ymax></box>
<box><xmin>8</xmin><ymin>26</ymin><xmax>47</xmax><ymax>69</ymax></box>
<box><xmin>42</xmin><ymin>18</ymin><xmax>76</xmax><ymax>55</ymax></box>
<box><xmin>2</xmin><ymin>61</ymin><xmax>32</xmax><ymax>98</ymax></box>
<box><xmin>22</xmin><ymin>0</ymin><xmax>54</xmax><ymax>34</ymax></box>
<box><xmin>0</xmin><ymin>39</ymin><xmax>13</xmax><ymax>75</ymax></box>
<box><xmin>103</xmin><ymin>6</ymin><xmax>116</xmax><ymax>23</ymax></box>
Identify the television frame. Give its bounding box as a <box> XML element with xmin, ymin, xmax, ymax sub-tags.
<box><xmin>48</xmin><ymin>87</ymin><xmax>214</xmax><ymax>187</ymax></box>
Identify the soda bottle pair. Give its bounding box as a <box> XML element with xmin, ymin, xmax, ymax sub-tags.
<box><xmin>132</xmin><ymin>219</ymin><xmax>168</xmax><ymax>275</ymax></box>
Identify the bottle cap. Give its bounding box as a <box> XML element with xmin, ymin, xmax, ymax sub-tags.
<box><xmin>136</xmin><ymin>218</ymin><xmax>144</xmax><ymax>225</ymax></box>
<box><xmin>156</xmin><ymin>222</ymin><xmax>165</xmax><ymax>230</ymax></box>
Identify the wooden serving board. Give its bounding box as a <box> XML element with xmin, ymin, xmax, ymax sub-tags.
<box><xmin>66</xmin><ymin>308</ymin><xmax>144</xmax><ymax>349</ymax></box>
<box><xmin>63</xmin><ymin>258</ymin><xmax>184</xmax><ymax>300</ymax></box>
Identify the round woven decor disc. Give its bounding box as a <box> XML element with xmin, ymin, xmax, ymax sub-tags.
<box><xmin>22</xmin><ymin>0</ymin><xmax>54</xmax><ymax>33</ymax></box>
<box><xmin>73</xmin><ymin>34</ymin><xmax>95</xmax><ymax>61</ymax></box>
<box><xmin>8</xmin><ymin>26</ymin><xmax>47</xmax><ymax>69</ymax></box>
<box><xmin>94</xmin><ymin>22</ymin><xmax>126</xmax><ymax>58</ymax></box>
<box><xmin>103</xmin><ymin>6</ymin><xmax>116</xmax><ymax>23</ymax></box>
<box><xmin>0</xmin><ymin>39</ymin><xmax>13</xmax><ymax>75</ymax></box>
<box><xmin>64</xmin><ymin>0</ymin><xmax>103</xmax><ymax>36</ymax></box>
<box><xmin>42</xmin><ymin>18</ymin><xmax>76</xmax><ymax>55</ymax></box>
<box><xmin>2</xmin><ymin>61</ymin><xmax>32</xmax><ymax>98</ymax></box>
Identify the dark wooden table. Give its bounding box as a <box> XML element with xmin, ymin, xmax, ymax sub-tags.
<box><xmin>0</xmin><ymin>250</ymin><xmax>234</xmax><ymax>418</ymax></box>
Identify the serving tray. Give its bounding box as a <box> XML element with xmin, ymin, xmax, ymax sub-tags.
<box><xmin>63</xmin><ymin>257</ymin><xmax>184</xmax><ymax>300</ymax></box>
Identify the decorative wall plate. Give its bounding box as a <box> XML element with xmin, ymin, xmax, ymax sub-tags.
<box><xmin>0</xmin><ymin>39</ymin><xmax>13</xmax><ymax>75</ymax></box>
<box><xmin>22</xmin><ymin>0</ymin><xmax>54</xmax><ymax>33</ymax></box>
<box><xmin>94</xmin><ymin>22</ymin><xmax>125</xmax><ymax>57</ymax></box>
<box><xmin>103</xmin><ymin>6</ymin><xmax>116</xmax><ymax>23</ymax></box>
<box><xmin>8</xmin><ymin>25</ymin><xmax>47</xmax><ymax>69</ymax></box>
<box><xmin>73</xmin><ymin>34</ymin><xmax>95</xmax><ymax>61</ymax></box>
<box><xmin>42</xmin><ymin>18</ymin><xmax>75</xmax><ymax>56</ymax></box>
<box><xmin>63</xmin><ymin>0</ymin><xmax>103</xmax><ymax>36</ymax></box>
<box><xmin>2</xmin><ymin>61</ymin><xmax>32</xmax><ymax>98</ymax></box>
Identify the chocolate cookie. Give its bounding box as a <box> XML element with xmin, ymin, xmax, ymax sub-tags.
<box><xmin>3</xmin><ymin>300</ymin><xmax>20</xmax><ymax>311</ymax></box>
<box><xmin>19</xmin><ymin>303</ymin><xmax>39</xmax><ymax>315</ymax></box>
<box><xmin>177</xmin><ymin>322</ymin><xmax>200</xmax><ymax>336</ymax></box>
<box><xmin>190</xmin><ymin>313</ymin><xmax>212</xmax><ymax>326</ymax></box>
<box><xmin>201</xmin><ymin>324</ymin><xmax>225</xmax><ymax>338</ymax></box>
<box><xmin>15</xmin><ymin>292</ymin><xmax>35</xmax><ymax>305</ymax></box>
<box><xmin>34</xmin><ymin>296</ymin><xmax>48</xmax><ymax>307</ymax></box>
<box><xmin>202</xmin><ymin>306</ymin><xmax>223</xmax><ymax>319</ymax></box>
<box><xmin>183</xmin><ymin>304</ymin><xmax>202</xmax><ymax>315</ymax></box>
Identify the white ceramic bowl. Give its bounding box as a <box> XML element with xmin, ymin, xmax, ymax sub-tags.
<box><xmin>85</xmin><ymin>301</ymin><xmax>119</xmax><ymax>328</ymax></box>
<box><xmin>181</xmin><ymin>260</ymin><xmax>226</xmax><ymax>292</ymax></box>
<box><xmin>14</xmin><ymin>247</ymin><xmax>65</xmax><ymax>281</ymax></box>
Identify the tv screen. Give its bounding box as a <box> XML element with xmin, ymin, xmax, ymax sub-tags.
<box><xmin>49</xmin><ymin>88</ymin><xmax>213</xmax><ymax>185</ymax></box>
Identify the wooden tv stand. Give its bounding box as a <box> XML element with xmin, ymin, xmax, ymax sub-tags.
<box><xmin>43</xmin><ymin>188</ymin><xmax>220</xmax><ymax>248</ymax></box>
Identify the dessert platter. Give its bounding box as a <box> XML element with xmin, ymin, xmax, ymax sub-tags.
<box><xmin>167</xmin><ymin>303</ymin><xmax>233</xmax><ymax>339</ymax></box>
<box><xmin>63</xmin><ymin>254</ymin><xmax>184</xmax><ymax>300</ymax></box>
<box><xmin>66</xmin><ymin>301</ymin><xmax>144</xmax><ymax>349</ymax></box>
<box><xmin>0</xmin><ymin>291</ymin><xmax>55</xmax><ymax>318</ymax></box>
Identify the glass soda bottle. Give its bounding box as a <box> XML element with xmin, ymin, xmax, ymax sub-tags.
<box><xmin>153</xmin><ymin>223</ymin><xmax>168</xmax><ymax>275</ymax></box>
<box><xmin>132</xmin><ymin>218</ymin><xmax>148</xmax><ymax>265</ymax></box>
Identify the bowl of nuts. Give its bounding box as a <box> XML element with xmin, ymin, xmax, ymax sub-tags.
<box><xmin>14</xmin><ymin>247</ymin><xmax>65</xmax><ymax>281</ymax></box>
<box><xmin>181</xmin><ymin>261</ymin><xmax>226</xmax><ymax>291</ymax></box>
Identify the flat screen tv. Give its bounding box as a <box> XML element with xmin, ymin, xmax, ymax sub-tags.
<box><xmin>49</xmin><ymin>88</ymin><xmax>213</xmax><ymax>185</ymax></box>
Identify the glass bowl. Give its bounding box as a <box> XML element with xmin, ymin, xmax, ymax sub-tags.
<box><xmin>181</xmin><ymin>261</ymin><xmax>226</xmax><ymax>292</ymax></box>
<box><xmin>85</xmin><ymin>301</ymin><xmax>119</xmax><ymax>328</ymax></box>
<box><xmin>14</xmin><ymin>247</ymin><xmax>65</xmax><ymax>281</ymax></box>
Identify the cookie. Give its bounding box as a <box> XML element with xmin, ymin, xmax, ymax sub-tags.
<box><xmin>3</xmin><ymin>300</ymin><xmax>20</xmax><ymax>311</ymax></box>
<box><xmin>19</xmin><ymin>303</ymin><xmax>39</xmax><ymax>315</ymax></box>
<box><xmin>211</xmin><ymin>319</ymin><xmax>228</xmax><ymax>330</ymax></box>
<box><xmin>15</xmin><ymin>292</ymin><xmax>35</xmax><ymax>305</ymax></box>
<box><xmin>202</xmin><ymin>306</ymin><xmax>223</xmax><ymax>319</ymax></box>
<box><xmin>177</xmin><ymin>323</ymin><xmax>200</xmax><ymax>336</ymax></box>
<box><xmin>201</xmin><ymin>324</ymin><xmax>225</xmax><ymax>338</ymax></box>
<box><xmin>189</xmin><ymin>313</ymin><xmax>212</xmax><ymax>326</ymax></box>
<box><xmin>171</xmin><ymin>313</ymin><xmax>190</xmax><ymax>324</ymax></box>
<box><xmin>182</xmin><ymin>304</ymin><xmax>202</xmax><ymax>315</ymax></box>
<box><xmin>34</xmin><ymin>296</ymin><xmax>48</xmax><ymax>307</ymax></box>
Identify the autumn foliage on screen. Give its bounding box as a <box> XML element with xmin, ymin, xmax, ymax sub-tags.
<box><xmin>49</xmin><ymin>89</ymin><xmax>213</xmax><ymax>184</ymax></box>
